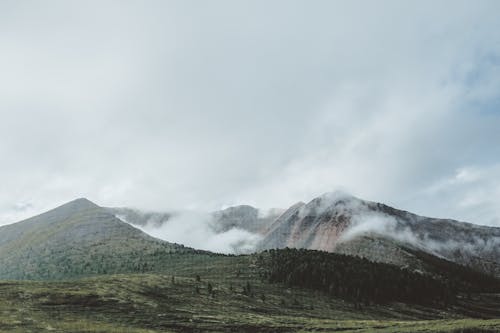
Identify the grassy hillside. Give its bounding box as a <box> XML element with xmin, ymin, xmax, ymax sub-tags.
<box><xmin>0</xmin><ymin>199</ymin><xmax>199</xmax><ymax>280</ymax></box>
<box><xmin>0</xmin><ymin>256</ymin><xmax>499</xmax><ymax>332</ymax></box>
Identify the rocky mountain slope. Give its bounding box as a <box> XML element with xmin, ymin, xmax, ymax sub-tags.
<box><xmin>258</xmin><ymin>192</ymin><xmax>500</xmax><ymax>277</ymax></box>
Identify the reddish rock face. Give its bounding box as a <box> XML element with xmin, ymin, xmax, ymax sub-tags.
<box><xmin>258</xmin><ymin>192</ymin><xmax>500</xmax><ymax>278</ymax></box>
<box><xmin>259</xmin><ymin>192</ymin><xmax>368</xmax><ymax>251</ymax></box>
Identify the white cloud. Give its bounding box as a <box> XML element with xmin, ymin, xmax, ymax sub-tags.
<box><xmin>1</xmin><ymin>1</ymin><xmax>500</xmax><ymax>227</ymax></box>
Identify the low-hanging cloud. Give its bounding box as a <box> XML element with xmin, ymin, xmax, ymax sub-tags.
<box><xmin>340</xmin><ymin>214</ymin><xmax>420</xmax><ymax>247</ymax></box>
<box><xmin>338</xmin><ymin>206</ymin><xmax>500</xmax><ymax>267</ymax></box>
<box><xmin>119</xmin><ymin>210</ymin><xmax>262</xmax><ymax>254</ymax></box>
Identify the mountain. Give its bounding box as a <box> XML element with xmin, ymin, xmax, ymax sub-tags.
<box><xmin>0</xmin><ymin>198</ymin><xmax>196</xmax><ymax>280</ymax></box>
<box><xmin>104</xmin><ymin>192</ymin><xmax>500</xmax><ymax>277</ymax></box>
<box><xmin>258</xmin><ymin>192</ymin><xmax>500</xmax><ymax>277</ymax></box>
<box><xmin>210</xmin><ymin>205</ymin><xmax>281</xmax><ymax>234</ymax></box>
<box><xmin>12</xmin><ymin>193</ymin><xmax>497</xmax><ymax>281</ymax></box>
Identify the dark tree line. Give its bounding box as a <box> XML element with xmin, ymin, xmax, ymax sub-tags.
<box><xmin>256</xmin><ymin>248</ymin><xmax>500</xmax><ymax>307</ymax></box>
<box><xmin>409</xmin><ymin>249</ymin><xmax>500</xmax><ymax>293</ymax></box>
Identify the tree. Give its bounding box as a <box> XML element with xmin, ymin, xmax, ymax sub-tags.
<box><xmin>243</xmin><ymin>281</ymin><xmax>253</xmax><ymax>296</ymax></box>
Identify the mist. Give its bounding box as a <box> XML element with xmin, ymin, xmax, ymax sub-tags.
<box><xmin>340</xmin><ymin>214</ymin><xmax>420</xmax><ymax>246</ymax></box>
<box><xmin>118</xmin><ymin>210</ymin><xmax>263</xmax><ymax>254</ymax></box>
<box><xmin>337</xmin><ymin>203</ymin><xmax>500</xmax><ymax>262</ymax></box>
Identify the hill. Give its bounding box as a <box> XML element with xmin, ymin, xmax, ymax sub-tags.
<box><xmin>0</xmin><ymin>198</ymin><xmax>200</xmax><ymax>280</ymax></box>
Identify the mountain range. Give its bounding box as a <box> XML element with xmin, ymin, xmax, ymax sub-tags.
<box><xmin>0</xmin><ymin>192</ymin><xmax>499</xmax><ymax>281</ymax></box>
<box><xmin>107</xmin><ymin>192</ymin><xmax>500</xmax><ymax>278</ymax></box>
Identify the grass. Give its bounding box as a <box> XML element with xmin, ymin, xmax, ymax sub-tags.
<box><xmin>0</xmin><ymin>253</ymin><xmax>498</xmax><ymax>332</ymax></box>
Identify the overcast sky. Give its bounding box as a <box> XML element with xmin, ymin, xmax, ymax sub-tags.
<box><xmin>1</xmin><ymin>0</ymin><xmax>500</xmax><ymax>227</ymax></box>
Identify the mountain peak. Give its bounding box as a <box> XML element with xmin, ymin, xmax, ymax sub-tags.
<box><xmin>69</xmin><ymin>197</ymin><xmax>97</xmax><ymax>205</ymax></box>
<box><xmin>301</xmin><ymin>191</ymin><xmax>364</xmax><ymax>217</ymax></box>
<box><xmin>56</xmin><ymin>197</ymin><xmax>100</xmax><ymax>211</ymax></box>
<box><xmin>10</xmin><ymin>198</ymin><xmax>102</xmax><ymax>227</ymax></box>
<box><xmin>316</xmin><ymin>191</ymin><xmax>359</xmax><ymax>203</ymax></box>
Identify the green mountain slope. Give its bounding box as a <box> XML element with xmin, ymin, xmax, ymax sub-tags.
<box><xmin>0</xmin><ymin>198</ymin><xmax>197</xmax><ymax>280</ymax></box>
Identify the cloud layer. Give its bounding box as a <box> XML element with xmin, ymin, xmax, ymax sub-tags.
<box><xmin>1</xmin><ymin>1</ymin><xmax>500</xmax><ymax>226</ymax></box>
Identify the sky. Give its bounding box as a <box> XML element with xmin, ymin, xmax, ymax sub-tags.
<box><xmin>1</xmin><ymin>0</ymin><xmax>500</xmax><ymax>227</ymax></box>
